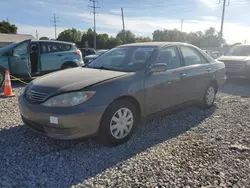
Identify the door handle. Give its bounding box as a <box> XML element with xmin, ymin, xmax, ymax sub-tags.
<box><xmin>206</xmin><ymin>68</ymin><xmax>212</xmax><ymax>72</ymax></box>
<box><xmin>57</xmin><ymin>54</ymin><xmax>63</xmax><ymax>56</ymax></box>
<box><xmin>178</xmin><ymin>73</ymin><xmax>186</xmax><ymax>79</ymax></box>
<box><xmin>21</xmin><ymin>57</ymin><xmax>26</xmax><ymax>60</ymax></box>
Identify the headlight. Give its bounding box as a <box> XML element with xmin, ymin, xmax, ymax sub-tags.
<box><xmin>42</xmin><ymin>91</ymin><xmax>95</xmax><ymax>107</ymax></box>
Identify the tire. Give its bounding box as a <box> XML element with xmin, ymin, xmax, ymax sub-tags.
<box><xmin>0</xmin><ymin>68</ymin><xmax>5</xmax><ymax>88</ymax></box>
<box><xmin>98</xmin><ymin>100</ymin><xmax>138</xmax><ymax>146</ymax></box>
<box><xmin>201</xmin><ymin>84</ymin><xmax>217</xmax><ymax>108</ymax></box>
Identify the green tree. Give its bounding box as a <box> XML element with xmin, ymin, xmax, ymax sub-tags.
<box><xmin>153</xmin><ymin>29</ymin><xmax>185</xmax><ymax>42</ymax></box>
<box><xmin>136</xmin><ymin>36</ymin><xmax>152</xmax><ymax>42</ymax></box>
<box><xmin>0</xmin><ymin>21</ymin><xmax>18</xmax><ymax>34</ymax></box>
<box><xmin>153</xmin><ymin>27</ymin><xmax>226</xmax><ymax>48</ymax></box>
<box><xmin>39</xmin><ymin>36</ymin><xmax>49</xmax><ymax>40</ymax></box>
<box><xmin>107</xmin><ymin>37</ymin><xmax>123</xmax><ymax>48</ymax></box>
<box><xmin>116</xmin><ymin>30</ymin><xmax>136</xmax><ymax>44</ymax></box>
<box><xmin>57</xmin><ymin>28</ymin><xmax>82</xmax><ymax>43</ymax></box>
<box><xmin>80</xmin><ymin>28</ymin><xmax>94</xmax><ymax>48</ymax></box>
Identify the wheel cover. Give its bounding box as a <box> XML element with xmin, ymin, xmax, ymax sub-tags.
<box><xmin>110</xmin><ymin>107</ymin><xmax>134</xmax><ymax>139</ymax></box>
<box><xmin>206</xmin><ymin>86</ymin><xmax>215</xmax><ymax>105</ymax></box>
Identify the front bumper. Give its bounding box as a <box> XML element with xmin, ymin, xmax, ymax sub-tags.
<box><xmin>18</xmin><ymin>94</ymin><xmax>108</xmax><ymax>140</ymax></box>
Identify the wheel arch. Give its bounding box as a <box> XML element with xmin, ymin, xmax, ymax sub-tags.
<box><xmin>209</xmin><ymin>79</ymin><xmax>218</xmax><ymax>93</ymax></box>
<box><xmin>60</xmin><ymin>61</ymin><xmax>78</xmax><ymax>69</ymax></box>
<box><xmin>100</xmin><ymin>95</ymin><xmax>142</xmax><ymax>127</ymax></box>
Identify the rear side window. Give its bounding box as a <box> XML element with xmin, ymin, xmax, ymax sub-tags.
<box><xmin>59</xmin><ymin>44</ymin><xmax>72</xmax><ymax>51</ymax></box>
<box><xmin>40</xmin><ymin>43</ymin><xmax>72</xmax><ymax>53</ymax></box>
<box><xmin>180</xmin><ymin>46</ymin><xmax>208</xmax><ymax>66</ymax></box>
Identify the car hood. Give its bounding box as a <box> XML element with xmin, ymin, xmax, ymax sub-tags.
<box><xmin>217</xmin><ymin>56</ymin><xmax>250</xmax><ymax>62</ymax></box>
<box><xmin>28</xmin><ymin>67</ymin><xmax>129</xmax><ymax>95</ymax></box>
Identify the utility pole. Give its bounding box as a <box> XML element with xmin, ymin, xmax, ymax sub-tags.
<box><xmin>89</xmin><ymin>0</ymin><xmax>100</xmax><ymax>50</ymax></box>
<box><xmin>51</xmin><ymin>14</ymin><xmax>59</xmax><ymax>39</ymax></box>
<box><xmin>219</xmin><ymin>0</ymin><xmax>227</xmax><ymax>48</ymax></box>
<box><xmin>121</xmin><ymin>8</ymin><xmax>126</xmax><ymax>44</ymax></box>
<box><xmin>36</xmin><ymin>30</ymin><xmax>39</xmax><ymax>39</ymax></box>
<box><xmin>180</xmin><ymin>19</ymin><xmax>184</xmax><ymax>32</ymax></box>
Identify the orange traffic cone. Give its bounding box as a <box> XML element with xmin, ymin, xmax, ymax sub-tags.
<box><xmin>2</xmin><ymin>70</ymin><xmax>15</xmax><ymax>97</ymax></box>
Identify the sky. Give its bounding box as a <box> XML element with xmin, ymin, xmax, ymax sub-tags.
<box><xmin>0</xmin><ymin>0</ymin><xmax>250</xmax><ymax>44</ymax></box>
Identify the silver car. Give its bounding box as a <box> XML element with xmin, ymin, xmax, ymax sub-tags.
<box><xmin>18</xmin><ymin>42</ymin><xmax>226</xmax><ymax>146</ymax></box>
<box><xmin>217</xmin><ymin>45</ymin><xmax>250</xmax><ymax>79</ymax></box>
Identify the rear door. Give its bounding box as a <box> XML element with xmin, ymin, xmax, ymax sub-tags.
<box><xmin>9</xmin><ymin>39</ymin><xmax>31</xmax><ymax>76</ymax></box>
<box><xmin>178</xmin><ymin>45</ymin><xmax>214</xmax><ymax>100</ymax></box>
<box><xmin>145</xmin><ymin>45</ymin><xmax>186</xmax><ymax>115</ymax></box>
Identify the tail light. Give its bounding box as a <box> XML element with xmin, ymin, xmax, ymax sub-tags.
<box><xmin>73</xmin><ymin>49</ymin><xmax>82</xmax><ymax>56</ymax></box>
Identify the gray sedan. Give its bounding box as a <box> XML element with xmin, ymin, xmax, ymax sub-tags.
<box><xmin>18</xmin><ymin>42</ymin><xmax>226</xmax><ymax>145</ymax></box>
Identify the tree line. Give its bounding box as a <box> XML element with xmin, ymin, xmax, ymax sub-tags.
<box><xmin>0</xmin><ymin>20</ymin><xmax>241</xmax><ymax>50</ymax></box>
<box><xmin>49</xmin><ymin>27</ymin><xmax>227</xmax><ymax>50</ymax></box>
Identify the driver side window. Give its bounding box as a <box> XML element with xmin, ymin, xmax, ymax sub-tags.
<box><xmin>13</xmin><ymin>41</ymin><xmax>29</xmax><ymax>56</ymax></box>
<box><xmin>156</xmin><ymin>46</ymin><xmax>181</xmax><ymax>70</ymax></box>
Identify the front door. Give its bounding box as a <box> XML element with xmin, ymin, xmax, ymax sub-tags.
<box><xmin>9</xmin><ymin>39</ymin><xmax>31</xmax><ymax>77</ymax></box>
<box><xmin>144</xmin><ymin>45</ymin><xmax>185</xmax><ymax>115</ymax></box>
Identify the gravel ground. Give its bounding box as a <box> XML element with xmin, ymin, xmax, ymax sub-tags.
<box><xmin>0</xmin><ymin>80</ymin><xmax>250</xmax><ymax>188</ymax></box>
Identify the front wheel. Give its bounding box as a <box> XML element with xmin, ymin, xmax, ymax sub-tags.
<box><xmin>98</xmin><ymin>100</ymin><xmax>138</xmax><ymax>146</ymax></box>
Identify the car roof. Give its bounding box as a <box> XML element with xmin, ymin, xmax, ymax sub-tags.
<box><xmin>31</xmin><ymin>39</ymin><xmax>75</xmax><ymax>45</ymax></box>
<box><xmin>118</xmin><ymin>42</ymin><xmax>191</xmax><ymax>47</ymax></box>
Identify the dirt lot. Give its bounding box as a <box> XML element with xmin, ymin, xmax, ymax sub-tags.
<box><xmin>0</xmin><ymin>80</ymin><xmax>250</xmax><ymax>188</ymax></box>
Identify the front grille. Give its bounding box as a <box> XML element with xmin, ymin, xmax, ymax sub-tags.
<box><xmin>25</xmin><ymin>88</ymin><xmax>49</xmax><ymax>103</ymax></box>
<box><xmin>222</xmin><ymin>60</ymin><xmax>246</xmax><ymax>70</ymax></box>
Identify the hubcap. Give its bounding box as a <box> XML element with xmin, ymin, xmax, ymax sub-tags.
<box><xmin>110</xmin><ymin>108</ymin><xmax>134</xmax><ymax>139</ymax></box>
<box><xmin>206</xmin><ymin>86</ymin><xmax>215</xmax><ymax>105</ymax></box>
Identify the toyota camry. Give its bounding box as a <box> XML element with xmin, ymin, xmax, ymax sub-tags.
<box><xmin>18</xmin><ymin>42</ymin><xmax>226</xmax><ymax>145</ymax></box>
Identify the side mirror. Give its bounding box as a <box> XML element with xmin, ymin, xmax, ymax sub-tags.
<box><xmin>148</xmin><ymin>63</ymin><xmax>168</xmax><ymax>74</ymax></box>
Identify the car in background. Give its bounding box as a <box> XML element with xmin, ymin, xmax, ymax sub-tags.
<box><xmin>0</xmin><ymin>39</ymin><xmax>84</xmax><ymax>86</ymax></box>
<box><xmin>211</xmin><ymin>51</ymin><xmax>221</xmax><ymax>59</ymax></box>
<box><xmin>83</xmin><ymin>49</ymin><xmax>109</xmax><ymax>64</ymax></box>
<box><xmin>79</xmin><ymin>48</ymin><xmax>96</xmax><ymax>58</ymax></box>
<box><xmin>217</xmin><ymin>44</ymin><xmax>250</xmax><ymax>79</ymax></box>
<box><xmin>18</xmin><ymin>42</ymin><xmax>225</xmax><ymax>146</ymax></box>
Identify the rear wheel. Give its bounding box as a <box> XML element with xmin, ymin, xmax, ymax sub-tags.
<box><xmin>0</xmin><ymin>68</ymin><xmax>5</xmax><ymax>88</ymax></box>
<box><xmin>201</xmin><ymin>84</ymin><xmax>217</xmax><ymax>108</ymax></box>
<box><xmin>98</xmin><ymin>100</ymin><xmax>138</xmax><ymax>146</ymax></box>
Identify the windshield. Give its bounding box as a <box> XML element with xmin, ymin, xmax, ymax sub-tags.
<box><xmin>225</xmin><ymin>46</ymin><xmax>250</xmax><ymax>56</ymax></box>
<box><xmin>96</xmin><ymin>50</ymin><xmax>108</xmax><ymax>55</ymax></box>
<box><xmin>87</xmin><ymin>46</ymin><xmax>156</xmax><ymax>72</ymax></box>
